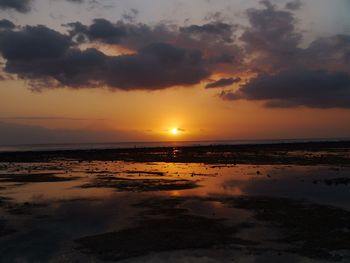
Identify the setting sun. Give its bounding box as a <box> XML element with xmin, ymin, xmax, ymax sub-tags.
<box><xmin>171</xmin><ymin>128</ymin><xmax>179</xmax><ymax>135</ymax></box>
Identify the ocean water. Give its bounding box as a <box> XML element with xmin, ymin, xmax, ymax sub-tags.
<box><xmin>0</xmin><ymin>138</ymin><xmax>347</xmax><ymax>152</ymax></box>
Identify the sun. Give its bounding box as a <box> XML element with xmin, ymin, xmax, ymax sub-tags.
<box><xmin>171</xmin><ymin>128</ymin><xmax>179</xmax><ymax>135</ymax></box>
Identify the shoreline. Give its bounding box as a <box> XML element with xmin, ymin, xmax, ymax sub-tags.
<box><xmin>1</xmin><ymin>140</ymin><xmax>349</xmax><ymax>165</ymax></box>
<box><xmin>1</xmin><ymin>137</ymin><xmax>349</xmax><ymax>153</ymax></box>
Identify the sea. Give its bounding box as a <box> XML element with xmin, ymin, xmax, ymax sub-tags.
<box><xmin>0</xmin><ymin>138</ymin><xmax>348</xmax><ymax>152</ymax></box>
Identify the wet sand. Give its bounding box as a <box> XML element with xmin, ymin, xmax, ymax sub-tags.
<box><xmin>0</xmin><ymin>141</ymin><xmax>349</xmax><ymax>262</ymax></box>
<box><xmin>1</xmin><ymin>141</ymin><xmax>349</xmax><ymax>165</ymax></box>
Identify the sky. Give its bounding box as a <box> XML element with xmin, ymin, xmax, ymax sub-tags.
<box><xmin>0</xmin><ymin>0</ymin><xmax>350</xmax><ymax>145</ymax></box>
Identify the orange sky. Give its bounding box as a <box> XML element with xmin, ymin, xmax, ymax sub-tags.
<box><xmin>1</xmin><ymin>77</ymin><xmax>350</xmax><ymax>142</ymax></box>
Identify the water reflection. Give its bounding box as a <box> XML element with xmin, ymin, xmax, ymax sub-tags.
<box><xmin>0</xmin><ymin>161</ymin><xmax>349</xmax><ymax>262</ymax></box>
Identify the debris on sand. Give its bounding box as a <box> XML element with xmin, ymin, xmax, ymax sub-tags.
<box><xmin>0</xmin><ymin>173</ymin><xmax>79</xmax><ymax>183</ymax></box>
<box><xmin>124</xmin><ymin>170</ymin><xmax>165</xmax><ymax>176</ymax></box>
<box><xmin>190</xmin><ymin>172</ymin><xmax>218</xmax><ymax>177</ymax></box>
<box><xmin>80</xmin><ymin>176</ymin><xmax>198</xmax><ymax>192</ymax></box>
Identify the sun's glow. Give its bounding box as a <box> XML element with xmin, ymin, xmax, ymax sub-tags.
<box><xmin>171</xmin><ymin>128</ymin><xmax>178</xmax><ymax>135</ymax></box>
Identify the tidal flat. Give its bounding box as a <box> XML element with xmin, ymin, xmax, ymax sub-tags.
<box><xmin>0</xmin><ymin>142</ymin><xmax>350</xmax><ymax>262</ymax></box>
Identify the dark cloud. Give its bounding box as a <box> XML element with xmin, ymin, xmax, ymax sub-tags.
<box><xmin>0</xmin><ymin>19</ymin><xmax>15</xmax><ymax>30</ymax></box>
<box><xmin>0</xmin><ymin>23</ymin><xmax>210</xmax><ymax>90</ymax></box>
<box><xmin>285</xmin><ymin>0</ymin><xmax>302</xmax><ymax>10</ymax></box>
<box><xmin>0</xmin><ymin>25</ymin><xmax>71</xmax><ymax>60</ymax></box>
<box><xmin>4</xmin><ymin>48</ymin><xmax>105</xmax><ymax>88</ymax></box>
<box><xmin>301</xmin><ymin>34</ymin><xmax>350</xmax><ymax>72</ymax></box>
<box><xmin>67</xmin><ymin>19</ymin><xmax>241</xmax><ymax>69</ymax></box>
<box><xmin>240</xmin><ymin>1</ymin><xmax>350</xmax><ymax>74</ymax></box>
<box><xmin>205</xmin><ymin>77</ymin><xmax>241</xmax><ymax>89</ymax></box>
<box><xmin>68</xmin><ymin>20</ymin><xmax>236</xmax><ymax>47</ymax></box>
<box><xmin>210</xmin><ymin>53</ymin><xmax>235</xmax><ymax>64</ymax></box>
<box><xmin>103</xmin><ymin>43</ymin><xmax>210</xmax><ymax>90</ymax></box>
<box><xmin>2</xmin><ymin>27</ymin><xmax>210</xmax><ymax>90</ymax></box>
<box><xmin>217</xmin><ymin>0</ymin><xmax>350</xmax><ymax>109</ymax></box>
<box><xmin>68</xmin><ymin>19</ymin><xmax>127</xmax><ymax>44</ymax></box>
<box><xmin>241</xmin><ymin>0</ymin><xmax>302</xmax><ymax>72</ymax></box>
<box><xmin>180</xmin><ymin>22</ymin><xmax>235</xmax><ymax>43</ymax></box>
<box><xmin>238</xmin><ymin>1</ymin><xmax>350</xmax><ymax>74</ymax></box>
<box><xmin>66</xmin><ymin>0</ymin><xmax>84</xmax><ymax>3</ymax></box>
<box><xmin>122</xmin><ymin>8</ymin><xmax>139</xmax><ymax>23</ymax></box>
<box><xmin>220</xmin><ymin>69</ymin><xmax>350</xmax><ymax>108</ymax></box>
<box><xmin>67</xmin><ymin>20</ymin><xmax>170</xmax><ymax>47</ymax></box>
<box><xmin>0</xmin><ymin>0</ymin><xmax>31</xmax><ymax>13</ymax></box>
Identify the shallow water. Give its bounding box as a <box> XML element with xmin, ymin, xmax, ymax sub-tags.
<box><xmin>0</xmin><ymin>161</ymin><xmax>349</xmax><ymax>262</ymax></box>
<box><xmin>1</xmin><ymin>138</ymin><xmax>341</xmax><ymax>152</ymax></box>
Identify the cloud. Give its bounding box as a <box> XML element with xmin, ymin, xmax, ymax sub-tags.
<box><xmin>0</xmin><ymin>25</ymin><xmax>71</xmax><ymax>60</ymax></box>
<box><xmin>301</xmin><ymin>34</ymin><xmax>350</xmax><ymax>72</ymax></box>
<box><xmin>216</xmin><ymin>0</ymin><xmax>350</xmax><ymax>109</ymax></box>
<box><xmin>0</xmin><ymin>19</ymin><xmax>15</xmax><ymax>30</ymax></box>
<box><xmin>220</xmin><ymin>69</ymin><xmax>350</xmax><ymax>109</ymax></box>
<box><xmin>122</xmin><ymin>8</ymin><xmax>139</xmax><ymax>23</ymax></box>
<box><xmin>67</xmin><ymin>19</ymin><xmax>241</xmax><ymax>68</ymax></box>
<box><xmin>0</xmin><ymin>0</ymin><xmax>31</xmax><ymax>13</ymax></box>
<box><xmin>68</xmin><ymin>19</ymin><xmax>127</xmax><ymax>44</ymax></box>
<box><xmin>240</xmin><ymin>0</ymin><xmax>302</xmax><ymax>72</ymax></box>
<box><xmin>0</xmin><ymin>25</ymin><xmax>210</xmax><ymax>90</ymax></box>
<box><xmin>240</xmin><ymin>1</ymin><xmax>350</xmax><ymax>74</ymax></box>
<box><xmin>68</xmin><ymin>20</ymin><xmax>236</xmax><ymax>46</ymax></box>
<box><xmin>180</xmin><ymin>22</ymin><xmax>235</xmax><ymax>43</ymax></box>
<box><xmin>285</xmin><ymin>0</ymin><xmax>302</xmax><ymax>10</ymax></box>
<box><xmin>0</xmin><ymin>22</ymin><xmax>217</xmax><ymax>90</ymax></box>
<box><xmin>205</xmin><ymin>77</ymin><xmax>241</xmax><ymax>89</ymax></box>
<box><xmin>66</xmin><ymin>0</ymin><xmax>84</xmax><ymax>3</ymax></box>
<box><xmin>67</xmin><ymin>19</ymin><xmax>175</xmax><ymax>47</ymax></box>
<box><xmin>103</xmin><ymin>43</ymin><xmax>210</xmax><ymax>90</ymax></box>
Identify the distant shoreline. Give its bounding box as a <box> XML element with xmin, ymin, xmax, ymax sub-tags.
<box><xmin>0</xmin><ymin>137</ymin><xmax>349</xmax><ymax>153</ymax></box>
<box><xmin>0</xmin><ymin>140</ymin><xmax>349</xmax><ymax>165</ymax></box>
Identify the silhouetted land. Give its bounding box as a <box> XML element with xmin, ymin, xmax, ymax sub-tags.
<box><xmin>1</xmin><ymin>141</ymin><xmax>349</xmax><ymax>165</ymax></box>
